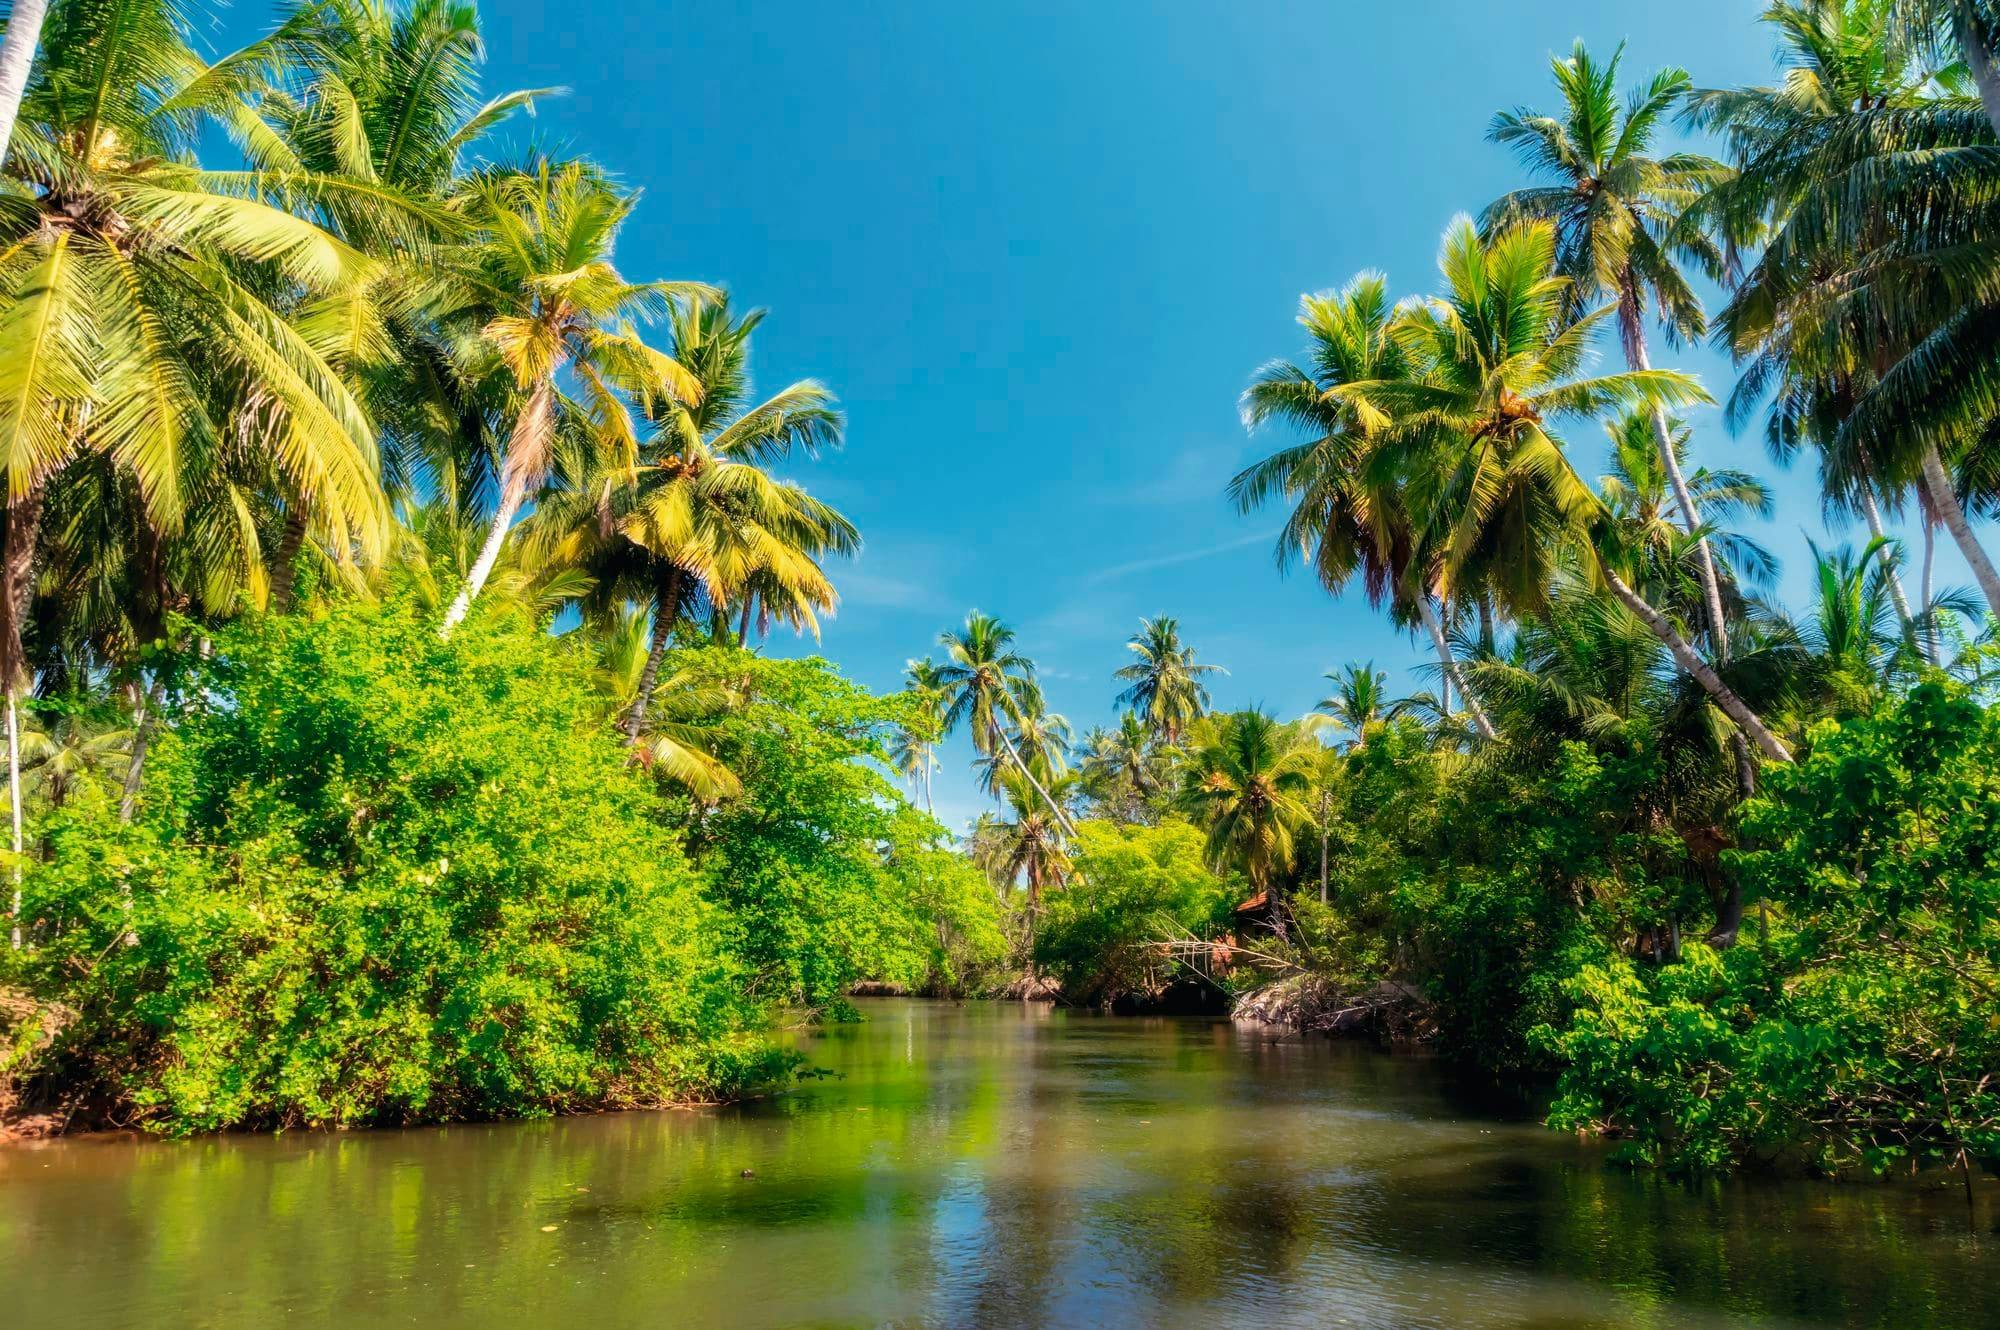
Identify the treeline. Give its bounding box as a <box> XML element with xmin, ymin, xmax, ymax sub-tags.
<box><xmin>0</xmin><ymin>0</ymin><xmax>1008</xmax><ymax>1133</ymax></box>
<box><xmin>920</xmin><ymin>2</ymin><xmax>2000</xmax><ymax>1180</ymax></box>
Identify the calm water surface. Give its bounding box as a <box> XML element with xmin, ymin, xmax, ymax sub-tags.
<box><xmin>4</xmin><ymin>999</ymin><xmax>1996</xmax><ymax>1329</ymax></box>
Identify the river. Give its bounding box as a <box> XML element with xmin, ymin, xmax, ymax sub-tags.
<box><xmin>2</xmin><ymin>999</ymin><xmax>1995</xmax><ymax>1328</ymax></box>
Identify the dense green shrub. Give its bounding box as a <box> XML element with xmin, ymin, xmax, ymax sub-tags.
<box><xmin>9</xmin><ymin>596</ymin><xmax>786</xmax><ymax>1132</ymax></box>
<box><xmin>1541</xmin><ymin>682</ymin><xmax>2000</xmax><ymax>1175</ymax></box>
<box><xmin>1033</xmin><ymin>819</ymin><xmax>1238</xmax><ymax>1002</ymax></box>
<box><xmin>667</xmin><ymin>646</ymin><xmax>1006</xmax><ymax>1008</ymax></box>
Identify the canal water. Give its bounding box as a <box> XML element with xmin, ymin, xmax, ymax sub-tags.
<box><xmin>3</xmin><ymin>999</ymin><xmax>1994</xmax><ymax>1328</ymax></box>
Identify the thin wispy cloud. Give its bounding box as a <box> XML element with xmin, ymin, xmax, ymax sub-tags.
<box><xmin>1083</xmin><ymin>529</ymin><xmax>1277</xmax><ymax>586</ymax></box>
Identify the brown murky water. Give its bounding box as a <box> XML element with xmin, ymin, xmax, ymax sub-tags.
<box><xmin>3</xmin><ymin>999</ymin><xmax>1995</xmax><ymax>1328</ymax></box>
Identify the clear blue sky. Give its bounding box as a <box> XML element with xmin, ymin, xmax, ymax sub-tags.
<box><xmin>213</xmin><ymin>0</ymin><xmax>1985</xmax><ymax>831</ymax></box>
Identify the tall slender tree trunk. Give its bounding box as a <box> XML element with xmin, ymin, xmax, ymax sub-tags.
<box><xmin>3</xmin><ymin>480</ymin><xmax>41</xmax><ymax>950</ymax></box>
<box><xmin>1919</xmin><ymin>444</ymin><xmax>2000</xmax><ymax>618</ymax></box>
<box><xmin>623</xmin><ymin>564</ymin><xmax>683</xmax><ymax>743</ymax></box>
<box><xmin>1855</xmin><ymin>473</ymin><xmax>1917</xmax><ymax>638</ymax></box>
<box><xmin>1318</xmin><ymin>790</ymin><xmax>1330</xmax><ymax>904</ymax></box>
<box><xmin>6</xmin><ymin>692</ymin><xmax>18</xmax><ymax>950</ymax></box>
<box><xmin>1024</xmin><ymin>860</ymin><xmax>1041</xmax><ymax>985</ymax></box>
<box><xmin>1417</xmin><ymin>596</ymin><xmax>1495</xmax><ymax>741</ymax></box>
<box><xmin>1630</xmin><ymin>336</ymin><xmax>1732</xmax><ymax>660</ymax></box>
<box><xmin>119</xmin><ymin>679</ymin><xmax>160</xmax><ymax>824</ymax></box>
<box><xmin>0</xmin><ymin>0</ymin><xmax>48</xmax><ymax>166</ymax></box>
<box><xmin>268</xmin><ymin>506</ymin><xmax>310</xmax><ymax>613</ymax></box>
<box><xmin>1923</xmin><ymin>510</ymin><xmax>1940</xmax><ymax>664</ymax></box>
<box><xmin>736</xmin><ymin>595</ymin><xmax>754</xmax><ymax>647</ymax></box>
<box><xmin>440</xmin><ymin>380</ymin><xmax>553</xmax><ymax>635</ymax></box>
<box><xmin>1958</xmin><ymin>1</ymin><xmax>2000</xmax><ymax>140</ymax></box>
<box><xmin>1598</xmin><ymin>558</ymin><xmax>1792</xmax><ymax>762</ymax></box>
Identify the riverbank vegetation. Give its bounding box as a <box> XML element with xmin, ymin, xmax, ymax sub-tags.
<box><xmin>0</xmin><ymin>0</ymin><xmax>1005</xmax><ymax>1134</ymax></box>
<box><xmin>924</xmin><ymin>2</ymin><xmax>2000</xmax><ymax>1181</ymax></box>
<box><xmin>0</xmin><ymin>0</ymin><xmax>1997</xmax><ymax>1186</ymax></box>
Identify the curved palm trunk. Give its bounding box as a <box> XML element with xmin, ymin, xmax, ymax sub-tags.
<box><xmin>1598</xmin><ymin>559</ymin><xmax>1792</xmax><ymax>762</ymax></box>
<box><xmin>0</xmin><ymin>0</ymin><xmax>48</xmax><ymax>166</ymax></box>
<box><xmin>1855</xmin><ymin>474</ymin><xmax>1917</xmax><ymax>639</ymax></box>
<box><xmin>622</xmin><ymin>565</ymin><xmax>683</xmax><ymax>744</ymax></box>
<box><xmin>440</xmin><ymin>379</ymin><xmax>554</xmax><ymax>636</ymax></box>
<box><xmin>1919</xmin><ymin>444</ymin><xmax>2000</xmax><ymax>619</ymax></box>
<box><xmin>1630</xmin><ymin>337</ymin><xmax>1732</xmax><ymax>660</ymax></box>
<box><xmin>992</xmin><ymin>720</ymin><xmax>1077</xmax><ymax>837</ymax></box>
<box><xmin>1416</xmin><ymin>597</ymin><xmax>1496</xmax><ymax>741</ymax></box>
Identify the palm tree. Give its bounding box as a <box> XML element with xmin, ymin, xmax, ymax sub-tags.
<box><xmin>1699</xmin><ymin>3</ymin><xmax>2000</xmax><ymax>618</ymax></box>
<box><xmin>990</xmin><ymin>768</ymin><xmax>1076</xmax><ymax>980</ymax></box>
<box><xmin>548</xmin><ymin>298</ymin><xmax>854</xmax><ymax>740</ymax></box>
<box><xmin>1690</xmin><ymin>1</ymin><xmax>1945</xmax><ymax>633</ymax></box>
<box><xmin>1077</xmin><ymin>711</ymin><xmax>1158</xmax><ymax>822</ymax></box>
<box><xmin>1486</xmin><ymin>40</ymin><xmax>1733</xmax><ymax>656</ymax></box>
<box><xmin>1180</xmin><ymin>709</ymin><xmax>1316</xmax><ymax>937</ymax></box>
<box><xmin>893</xmin><ymin>657</ymin><xmax>947</xmax><ymax>814</ymax></box>
<box><xmin>1232</xmin><ymin>272</ymin><xmax>1500</xmax><ymax>741</ymax></box>
<box><xmin>436</xmin><ymin>159</ymin><xmax>710</xmax><ymax>632</ymax></box>
<box><xmin>1376</xmin><ymin>218</ymin><xmax>1793</xmax><ymax>761</ymax></box>
<box><xmin>933</xmin><ymin>612</ymin><xmax>1076</xmax><ymax>835</ymax></box>
<box><xmin>1316</xmin><ymin>661</ymin><xmax>1391</xmax><ymax>748</ymax></box>
<box><xmin>1597</xmin><ymin>408</ymin><xmax>1777</xmax><ymax>624</ymax></box>
<box><xmin>1112</xmin><ymin>616</ymin><xmax>1224</xmax><ymax>742</ymax></box>
<box><xmin>0</xmin><ymin>0</ymin><xmax>401</xmax><ymax>934</ymax></box>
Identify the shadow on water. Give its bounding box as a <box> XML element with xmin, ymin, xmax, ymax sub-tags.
<box><xmin>3</xmin><ymin>998</ymin><xmax>1994</xmax><ymax>1329</ymax></box>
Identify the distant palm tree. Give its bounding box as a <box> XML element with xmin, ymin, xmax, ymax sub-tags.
<box><xmin>990</xmin><ymin>768</ymin><xmax>1077</xmax><ymax>978</ymax></box>
<box><xmin>1181</xmin><ymin>709</ymin><xmax>1315</xmax><ymax>937</ymax></box>
<box><xmin>934</xmin><ymin>612</ymin><xmax>1076</xmax><ymax>834</ymax></box>
<box><xmin>1078</xmin><ymin>712</ymin><xmax>1159</xmax><ymax>822</ymax></box>
<box><xmin>1113</xmin><ymin>616</ymin><xmax>1224</xmax><ymax>742</ymax></box>
<box><xmin>893</xmin><ymin>657</ymin><xmax>947</xmax><ymax>813</ymax></box>
<box><xmin>1316</xmin><ymin>661</ymin><xmax>1390</xmax><ymax>748</ymax></box>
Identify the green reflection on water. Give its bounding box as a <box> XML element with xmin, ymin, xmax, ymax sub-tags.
<box><xmin>3</xmin><ymin>1000</ymin><xmax>1994</xmax><ymax>1329</ymax></box>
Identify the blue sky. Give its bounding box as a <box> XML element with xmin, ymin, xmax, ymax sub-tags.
<box><xmin>211</xmin><ymin>0</ymin><xmax>1985</xmax><ymax>830</ymax></box>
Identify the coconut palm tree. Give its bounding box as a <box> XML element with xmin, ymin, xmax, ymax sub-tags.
<box><xmin>1486</xmin><ymin>40</ymin><xmax>1733</xmax><ymax>655</ymax></box>
<box><xmin>1233</xmin><ymin>272</ymin><xmax>1500</xmax><ymax>741</ymax></box>
<box><xmin>0</xmin><ymin>0</ymin><xmax>407</xmax><ymax>935</ymax></box>
<box><xmin>1597</xmin><ymin>408</ymin><xmax>1777</xmax><ymax>624</ymax></box>
<box><xmin>549</xmin><ymin>298</ymin><xmax>854</xmax><ymax>741</ymax></box>
<box><xmin>1180</xmin><ymin>709</ymin><xmax>1316</xmax><ymax>937</ymax></box>
<box><xmin>1375</xmin><ymin>218</ymin><xmax>1793</xmax><ymax>761</ymax></box>
<box><xmin>989</xmin><ymin>767</ymin><xmax>1076</xmax><ymax>980</ymax></box>
<box><xmin>1077</xmin><ymin>711</ymin><xmax>1159</xmax><ymax>822</ymax></box>
<box><xmin>1316</xmin><ymin>661</ymin><xmax>1392</xmax><ymax>749</ymax></box>
<box><xmin>436</xmin><ymin>159</ymin><xmax>711</xmax><ymax>632</ymax></box>
<box><xmin>1699</xmin><ymin>2</ymin><xmax>2000</xmax><ymax>618</ymax></box>
<box><xmin>892</xmin><ymin>657</ymin><xmax>947</xmax><ymax>814</ymax></box>
<box><xmin>1112</xmin><ymin>616</ymin><xmax>1224</xmax><ymax>743</ymax></box>
<box><xmin>933</xmin><ymin>612</ymin><xmax>1076</xmax><ymax>835</ymax></box>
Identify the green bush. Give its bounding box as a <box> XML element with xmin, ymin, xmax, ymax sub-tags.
<box><xmin>1540</xmin><ymin>682</ymin><xmax>2000</xmax><ymax>1175</ymax></box>
<box><xmin>668</xmin><ymin>646</ymin><xmax>1006</xmax><ymax>1008</ymax></box>
<box><xmin>11</xmin><ymin>594</ymin><xmax>786</xmax><ymax>1132</ymax></box>
<box><xmin>1033</xmin><ymin>819</ymin><xmax>1238</xmax><ymax>1002</ymax></box>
